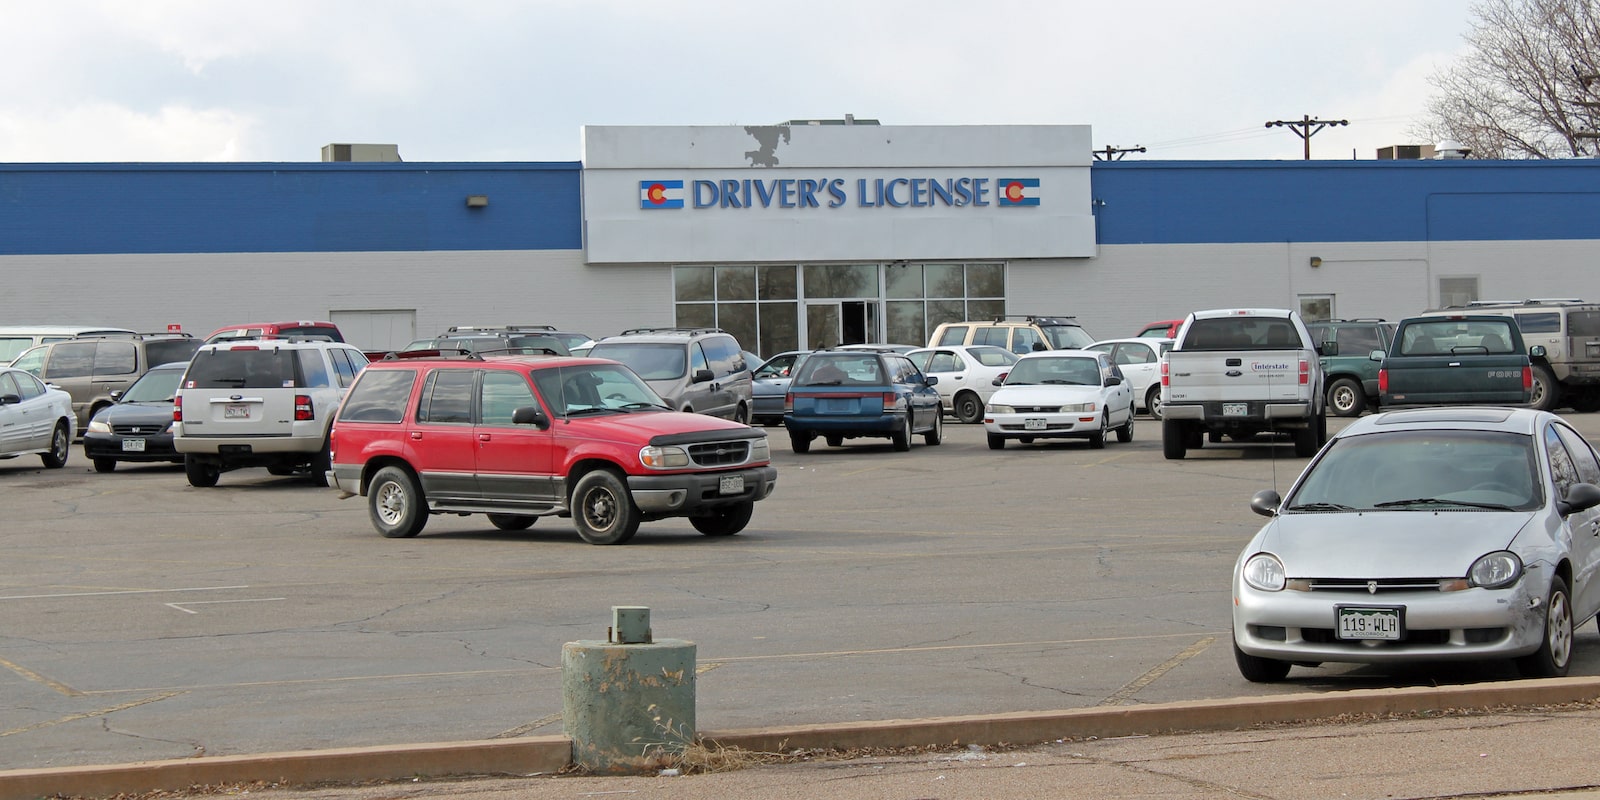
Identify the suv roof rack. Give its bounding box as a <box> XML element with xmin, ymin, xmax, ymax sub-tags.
<box><xmin>445</xmin><ymin>324</ymin><xmax>559</xmax><ymax>333</ymax></box>
<box><xmin>381</xmin><ymin>348</ymin><xmax>486</xmax><ymax>361</ymax></box>
<box><xmin>615</xmin><ymin>326</ymin><xmax>727</xmax><ymax>337</ymax></box>
<box><xmin>992</xmin><ymin>314</ymin><xmax>1077</xmax><ymax>324</ymax></box>
<box><xmin>1316</xmin><ymin>318</ymin><xmax>1388</xmax><ymax>323</ymax></box>
<box><xmin>475</xmin><ymin>347</ymin><xmax>563</xmax><ymax>357</ymax></box>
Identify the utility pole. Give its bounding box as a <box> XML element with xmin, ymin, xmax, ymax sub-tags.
<box><xmin>1092</xmin><ymin>145</ymin><xmax>1147</xmax><ymax>161</ymax></box>
<box><xmin>1573</xmin><ymin>65</ymin><xmax>1600</xmax><ymax>155</ymax></box>
<box><xmin>1265</xmin><ymin>115</ymin><xmax>1348</xmax><ymax>160</ymax></box>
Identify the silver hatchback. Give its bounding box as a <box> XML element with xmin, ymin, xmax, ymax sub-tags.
<box><xmin>1233</xmin><ymin>407</ymin><xmax>1600</xmax><ymax>682</ymax></box>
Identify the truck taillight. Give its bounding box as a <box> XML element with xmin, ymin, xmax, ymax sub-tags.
<box><xmin>173</xmin><ymin>395</ymin><xmax>182</xmax><ymax>422</ymax></box>
<box><xmin>1378</xmin><ymin>368</ymin><xmax>1388</xmax><ymax>393</ymax></box>
<box><xmin>1160</xmin><ymin>360</ymin><xmax>1169</xmax><ymax>386</ymax></box>
<box><xmin>1523</xmin><ymin>365</ymin><xmax>1533</xmax><ymax>391</ymax></box>
<box><xmin>295</xmin><ymin>394</ymin><xmax>314</xmax><ymax>421</ymax></box>
<box><xmin>1299</xmin><ymin>359</ymin><xmax>1309</xmax><ymax>385</ymax></box>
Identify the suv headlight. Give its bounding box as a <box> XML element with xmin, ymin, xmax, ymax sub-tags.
<box><xmin>1468</xmin><ymin>551</ymin><xmax>1522</xmax><ymax>589</ymax></box>
<box><xmin>1242</xmin><ymin>553</ymin><xmax>1286</xmax><ymax>592</ymax></box>
<box><xmin>749</xmin><ymin>437</ymin><xmax>770</xmax><ymax>463</ymax></box>
<box><xmin>639</xmin><ymin>445</ymin><xmax>690</xmax><ymax>469</ymax></box>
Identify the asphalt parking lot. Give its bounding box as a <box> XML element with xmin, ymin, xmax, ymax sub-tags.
<box><xmin>6</xmin><ymin>412</ymin><xmax>1600</xmax><ymax>772</ymax></box>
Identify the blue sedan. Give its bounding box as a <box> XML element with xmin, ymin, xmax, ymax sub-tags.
<box><xmin>782</xmin><ymin>347</ymin><xmax>942</xmax><ymax>453</ymax></box>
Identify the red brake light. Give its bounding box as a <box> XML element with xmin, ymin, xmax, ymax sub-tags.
<box><xmin>996</xmin><ymin>371</ymin><xmax>1009</xmax><ymax>382</ymax></box>
<box><xmin>1523</xmin><ymin>365</ymin><xmax>1533</xmax><ymax>391</ymax></box>
<box><xmin>295</xmin><ymin>394</ymin><xmax>314</xmax><ymax>421</ymax></box>
<box><xmin>1161</xmin><ymin>360</ymin><xmax>1169</xmax><ymax>386</ymax></box>
<box><xmin>173</xmin><ymin>395</ymin><xmax>183</xmax><ymax>422</ymax></box>
<box><xmin>1378</xmin><ymin>368</ymin><xmax>1388</xmax><ymax>392</ymax></box>
<box><xmin>882</xmin><ymin>392</ymin><xmax>897</xmax><ymax>406</ymax></box>
<box><xmin>1299</xmin><ymin>359</ymin><xmax>1309</xmax><ymax>385</ymax></box>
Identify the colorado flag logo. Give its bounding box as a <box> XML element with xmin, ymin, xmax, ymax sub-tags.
<box><xmin>997</xmin><ymin>178</ymin><xmax>1040</xmax><ymax>207</ymax></box>
<box><xmin>640</xmin><ymin>180</ymin><xmax>684</xmax><ymax>209</ymax></box>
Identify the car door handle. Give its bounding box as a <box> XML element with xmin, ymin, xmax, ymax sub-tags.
<box><xmin>410</xmin><ymin>432</ymin><xmax>423</xmax><ymax>440</ymax></box>
<box><xmin>479</xmin><ymin>434</ymin><xmax>491</xmax><ymax>442</ymax></box>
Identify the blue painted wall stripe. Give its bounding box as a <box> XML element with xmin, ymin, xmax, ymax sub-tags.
<box><xmin>0</xmin><ymin>162</ymin><xmax>582</xmax><ymax>255</ymax></box>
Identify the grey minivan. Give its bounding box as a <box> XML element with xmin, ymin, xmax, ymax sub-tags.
<box><xmin>585</xmin><ymin>328</ymin><xmax>754</xmax><ymax>422</ymax></box>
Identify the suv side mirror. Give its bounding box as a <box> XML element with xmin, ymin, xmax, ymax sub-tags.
<box><xmin>1320</xmin><ymin>341</ymin><xmax>1338</xmax><ymax>356</ymax></box>
<box><xmin>1369</xmin><ymin>349</ymin><xmax>1385</xmax><ymax>362</ymax></box>
<box><xmin>511</xmin><ymin>406</ymin><xmax>551</xmax><ymax>429</ymax></box>
<box><xmin>1530</xmin><ymin>344</ymin><xmax>1547</xmax><ymax>358</ymax></box>
<box><xmin>692</xmin><ymin>368</ymin><xmax>715</xmax><ymax>383</ymax></box>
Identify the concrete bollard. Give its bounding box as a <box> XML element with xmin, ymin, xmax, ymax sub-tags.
<box><xmin>562</xmin><ymin>606</ymin><xmax>696</xmax><ymax>774</ymax></box>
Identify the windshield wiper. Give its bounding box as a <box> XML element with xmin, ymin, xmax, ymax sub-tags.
<box><xmin>1285</xmin><ymin>502</ymin><xmax>1353</xmax><ymax>511</ymax></box>
<box><xmin>564</xmin><ymin>407</ymin><xmax>614</xmax><ymax>417</ymax></box>
<box><xmin>616</xmin><ymin>402</ymin><xmax>668</xmax><ymax>412</ymax></box>
<box><xmin>1373</xmin><ymin>497</ymin><xmax>1518</xmax><ymax>511</ymax></box>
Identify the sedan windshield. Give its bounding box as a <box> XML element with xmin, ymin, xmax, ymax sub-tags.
<box><xmin>1286</xmin><ymin>429</ymin><xmax>1542</xmax><ymax>512</ymax></box>
<box><xmin>1005</xmin><ymin>357</ymin><xmax>1101</xmax><ymax>386</ymax></box>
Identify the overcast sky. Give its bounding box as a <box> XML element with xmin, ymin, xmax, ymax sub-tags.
<box><xmin>0</xmin><ymin>1</ymin><xmax>1477</xmax><ymax>164</ymax></box>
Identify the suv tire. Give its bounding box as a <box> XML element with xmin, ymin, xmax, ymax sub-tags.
<box><xmin>1530</xmin><ymin>364</ymin><xmax>1560</xmax><ymax>411</ymax></box>
<box><xmin>369</xmin><ymin>466</ymin><xmax>427</xmax><ymax>538</ymax></box>
<box><xmin>572</xmin><ymin>469</ymin><xmax>640</xmax><ymax>545</ymax></box>
<box><xmin>185</xmin><ymin>455</ymin><xmax>220</xmax><ymax>487</ymax></box>
<box><xmin>1327</xmin><ymin>377</ymin><xmax>1366</xmax><ymax>417</ymax></box>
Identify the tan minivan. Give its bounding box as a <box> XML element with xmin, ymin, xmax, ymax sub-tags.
<box><xmin>9</xmin><ymin>333</ymin><xmax>201</xmax><ymax>429</ymax></box>
<box><xmin>0</xmin><ymin>325</ymin><xmax>137</xmax><ymax>364</ymax></box>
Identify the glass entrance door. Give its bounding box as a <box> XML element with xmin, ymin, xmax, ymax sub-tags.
<box><xmin>806</xmin><ymin>303</ymin><xmax>842</xmax><ymax>350</ymax></box>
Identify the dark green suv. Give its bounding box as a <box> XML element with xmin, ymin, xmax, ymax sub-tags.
<box><xmin>1307</xmin><ymin>319</ymin><xmax>1396</xmax><ymax>416</ymax></box>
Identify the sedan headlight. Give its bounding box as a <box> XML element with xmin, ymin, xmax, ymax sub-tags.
<box><xmin>1242</xmin><ymin>553</ymin><xmax>1286</xmax><ymax>592</ymax></box>
<box><xmin>1062</xmin><ymin>402</ymin><xmax>1098</xmax><ymax>412</ymax></box>
<box><xmin>988</xmin><ymin>404</ymin><xmax>1015</xmax><ymax>415</ymax></box>
<box><xmin>1468</xmin><ymin>551</ymin><xmax>1523</xmax><ymax>589</ymax></box>
<box><xmin>639</xmin><ymin>445</ymin><xmax>690</xmax><ymax>469</ymax></box>
<box><xmin>87</xmin><ymin>419</ymin><xmax>112</xmax><ymax>434</ymax></box>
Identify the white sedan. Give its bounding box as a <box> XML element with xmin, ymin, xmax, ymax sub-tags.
<box><xmin>0</xmin><ymin>366</ymin><xmax>75</xmax><ymax>468</ymax></box>
<box><xmin>983</xmin><ymin>350</ymin><xmax>1135</xmax><ymax>450</ymax></box>
<box><xmin>908</xmin><ymin>345</ymin><xmax>1019</xmax><ymax>423</ymax></box>
<box><xmin>1086</xmin><ymin>337</ymin><xmax>1174</xmax><ymax>418</ymax></box>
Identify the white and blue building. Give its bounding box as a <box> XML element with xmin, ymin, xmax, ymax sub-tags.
<box><xmin>2</xmin><ymin>123</ymin><xmax>1596</xmax><ymax>354</ymax></box>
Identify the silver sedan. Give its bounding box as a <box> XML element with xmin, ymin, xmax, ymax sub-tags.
<box><xmin>1232</xmin><ymin>407</ymin><xmax>1600</xmax><ymax>682</ymax></box>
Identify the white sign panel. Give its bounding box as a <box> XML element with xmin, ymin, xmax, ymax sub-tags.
<box><xmin>582</xmin><ymin>125</ymin><xmax>1096</xmax><ymax>264</ymax></box>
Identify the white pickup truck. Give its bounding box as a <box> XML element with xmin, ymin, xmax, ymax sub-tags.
<box><xmin>1160</xmin><ymin>308</ymin><xmax>1328</xmax><ymax>459</ymax></box>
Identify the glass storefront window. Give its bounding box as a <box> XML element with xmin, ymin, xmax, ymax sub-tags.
<box><xmin>887</xmin><ymin>301</ymin><xmax>927</xmax><ymax>347</ymax></box>
<box><xmin>967</xmin><ymin>263</ymin><xmax>1004</xmax><ymax>297</ymax></box>
<box><xmin>675</xmin><ymin>266</ymin><xmax>715</xmax><ymax>302</ymax></box>
<box><xmin>804</xmin><ymin>264</ymin><xmax>876</xmax><ymax>298</ymax></box>
<box><xmin>758</xmin><ymin>302</ymin><xmax>799</xmax><ymax>357</ymax></box>
<box><xmin>967</xmin><ymin>299</ymin><xmax>1004</xmax><ymax>322</ymax></box>
<box><xmin>718</xmin><ymin>302</ymin><xmax>757</xmax><ymax>352</ymax></box>
<box><xmin>675</xmin><ymin>303</ymin><xmax>715</xmax><ymax>328</ymax></box>
<box><xmin>926</xmin><ymin>264</ymin><xmax>964</xmax><ymax>298</ymax></box>
<box><xmin>717</xmin><ymin>267</ymin><xmax>756</xmax><ymax>301</ymax></box>
<box><xmin>758</xmin><ymin>265</ymin><xmax>797</xmax><ymax>300</ymax></box>
<box><xmin>886</xmin><ymin>263</ymin><xmax>924</xmax><ymax>299</ymax></box>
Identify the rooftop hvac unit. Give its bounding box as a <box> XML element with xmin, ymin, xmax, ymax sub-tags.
<box><xmin>320</xmin><ymin>143</ymin><xmax>403</xmax><ymax>162</ymax></box>
<box><xmin>1376</xmin><ymin>144</ymin><xmax>1436</xmax><ymax>160</ymax></box>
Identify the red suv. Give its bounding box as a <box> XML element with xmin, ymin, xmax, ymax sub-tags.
<box><xmin>327</xmin><ymin>353</ymin><xmax>777</xmax><ymax>544</ymax></box>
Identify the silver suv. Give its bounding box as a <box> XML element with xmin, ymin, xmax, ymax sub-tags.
<box><xmin>1417</xmin><ymin>299</ymin><xmax>1600</xmax><ymax>412</ymax></box>
<box><xmin>173</xmin><ymin>338</ymin><xmax>368</xmax><ymax>486</ymax></box>
<box><xmin>585</xmin><ymin>327</ymin><xmax>754</xmax><ymax>422</ymax></box>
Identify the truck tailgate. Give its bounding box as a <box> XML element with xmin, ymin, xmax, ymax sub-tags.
<box><xmin>1382</xmin><ymin>355</ymin><xmax>1528</xmax><ymax>406</ymax></box>
<box><xmin>1165</xmin><ymin>351</ymin><xmax>1308</xmax><ymax>403</ymax></box>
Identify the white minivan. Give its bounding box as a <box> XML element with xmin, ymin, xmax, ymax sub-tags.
<box><xmin>0</xmin><ymin>326</ymin><xmax>137</xmax><ymax>365</ymax></box>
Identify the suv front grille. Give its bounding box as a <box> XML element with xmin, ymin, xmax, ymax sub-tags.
<box><xmin>688</xmin><ymin>440</ymin><xmax>750</xmax><ymax>467</ymax></box>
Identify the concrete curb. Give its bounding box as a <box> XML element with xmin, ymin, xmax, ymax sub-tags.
<box><xmin>5</xmin><ymin>677</ymin><xmax>1599</xmax><ymax>800</ymax></box>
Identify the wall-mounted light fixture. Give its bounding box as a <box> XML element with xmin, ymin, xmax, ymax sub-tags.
<box><xmin>1309</xmin><ymin>256</ymin><xmax>1323</xmax><ymax>268</ymax></box>
<box><xmin>466</xmin><ymin>195</ymin><xmax>489</xmax><ymax>208</ymax></box>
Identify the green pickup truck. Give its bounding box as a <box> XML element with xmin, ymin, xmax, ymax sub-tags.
<box><xmin>1377</xmin><ymin>315</ymin><xmax>1539</xmax><ymax>408</ymax></box>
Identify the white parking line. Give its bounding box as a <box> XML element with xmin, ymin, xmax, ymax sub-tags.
<box><xmin>165</xmin><ymin>598</ymin><xmax>286</xmax><ymax>614</ymax></box>
<box><xmin>0</xmin><ymin>585</ymin><xmax>249</xmax><ymax>601</ymax></box>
